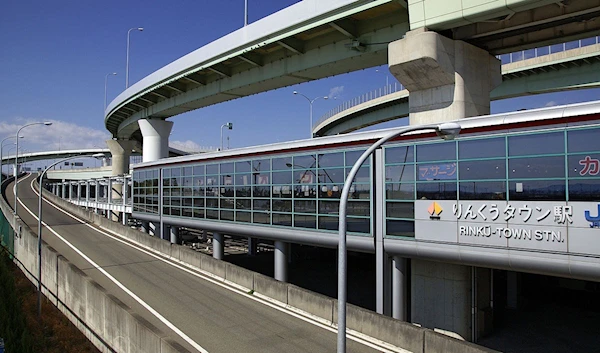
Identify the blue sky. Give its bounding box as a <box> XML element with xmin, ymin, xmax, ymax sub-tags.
<box><xmin>1</xmin><ymin>0</ymin><xmax>599</xmax><ymax>157</ymax></box>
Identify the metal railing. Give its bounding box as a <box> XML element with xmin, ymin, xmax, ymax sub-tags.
<box><xmin>315</xmin><ymin>36</ymin><xmax>600</xmax><ymax>129</ymax></box>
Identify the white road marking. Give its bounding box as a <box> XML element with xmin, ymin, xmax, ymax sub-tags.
<box><xmin>26</xmin><ymin>177</ymin><xmax>407</xmax><ymax>353</ymax></box>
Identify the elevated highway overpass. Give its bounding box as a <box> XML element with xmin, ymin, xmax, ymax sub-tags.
<box><xmin>314</xmin><ymin>40</ymin><xmax>600</xmax><ymax>135</ymax></box>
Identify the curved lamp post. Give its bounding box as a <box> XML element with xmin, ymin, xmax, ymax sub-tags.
<box><xmin>37</xmin><ymin>153</ymin><xmax>104</xmax><ymax>317</ymax></box>
<box><xmin>220</xmin><ymin>122</ymin><xmax>233</xmax><ymax>151</ymax></box>
<box><xmin>104</xmin><ymin>72</ymin><xmax>117</xmax><ymax>110</ymax></box>
<box><xmin>126</xmin><ymin>27</ymin><xmax>144</xmax><ymax>88</ymax></box>
<box><xmin>14</xmin><ymin>122</ymin><xmax>52</xmax><ymax>215</ymax></box>
<box><xmin>336</xmin><ymin>122</ymin><xmax>461</xmax><ymax>352</ymax></box>
<box><xmin>0</xmin><ymin>135</ymin><xmax>23</xmax><ymax>186</ymax></box>
<box><xmin>293</xmin><ymin>91</ymin><xmax>328</xmax><ymax>138</ymax></box>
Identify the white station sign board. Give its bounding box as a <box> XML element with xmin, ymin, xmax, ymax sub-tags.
<box><xmin>415</xmin><ymin>200</ymin><xmax>600</xmax><ymax>256</ymax></box>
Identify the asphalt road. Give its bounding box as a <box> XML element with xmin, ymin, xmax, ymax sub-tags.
<box><xmin>6</xmin><ymin>174</ymin><xmax>386</xmax><ymax>353</ymax></box>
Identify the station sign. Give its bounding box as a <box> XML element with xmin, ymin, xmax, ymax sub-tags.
<box><xmin>415</xmin><ymin>200</ymin><xmax>600</xmax><ymax>256</ymax></box>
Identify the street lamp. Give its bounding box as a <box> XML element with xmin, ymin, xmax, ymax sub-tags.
<box><xmin>336</xmin><ymin>122</ymin><xmax>461</xmax><ymax>353</ymax></box>
<box><xmin>14</xmin><ymin>122</ymin><xmax>52</xmax><ymax>215</ymax></box>
<box><xmin>220</xmin><ymin>122</ymin><xmax>233</xmax><ymax>151</ymax></box>
<box><xmin>37</xmin><ymin>153</ymin><xmax>104</xmax><ymax>317</ymax></box>
<box><xmin>0</xmin><ymin>136</ymin><xmax>23</xmax><ymax>186</ymax></box>
<box><xmin>125</xmin><ymin>27</ymin><xmax>144</xmax><ymax>88</ymax></box>
<box><xmin>104</xmin><ymin>72</ymin><xmax>117</xmax><ymax>111</ymax></box>
<box><xmin>293</xmin><ymin>91</ymin><xmax>328</xmax><ymax>138</ymax></box>
<box><xmin>244</xmin><ymin>0</ymin><xmax>248</xmax><ymax>26</ymax></box>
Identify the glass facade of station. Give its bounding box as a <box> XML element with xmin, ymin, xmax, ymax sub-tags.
<box><xmin>133</xmin><ymin>124</ymin><xmax>600</xmax><ymax>238</ymax></box>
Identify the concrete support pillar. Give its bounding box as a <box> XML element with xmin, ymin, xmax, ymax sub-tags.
<box><xmin>389</xmin><ymin>28</ymin><xmax>501</xmax><ymax>125</ymax></box>
<box><xmin>170</xmin><ymin>226</ymin><xmax>179</xmax><ymax>244</ymax></box>
<box><xmin>392</xmin><ymin>256</ymin><xmax>408</xmax><ymax>321</ymax></box>
<box><xmin>85</xmin><ymin>181</ymin><xmax>90</xmax><ymax>204</ymax></box>
<box><xmin>107</xmin><ymin>139</ymin><xmax>135</xmax><ymax>222</ymax></box>
<box><xmin>138</xmin><ymin>119</ymin><xmax>173</xmax><ymax>162</ymax></box>
<box><xmin>411</xmin><ymin>259</ymin><xmax>471</xmax><ymax>341</ymax></box>
<box><xmin>274</xmin><ymin>240</ymin><xmax>289</xmax><ymax>282</ymax></box>
<box><xmin>141</xmin><ymin>221</ymin><xmax>150</xmax><ymax>233</ymax></box>
<box><xmin>247</xmin><ymin>237</ymin><xmax>257</xmax><ymax>256</ymax></box>
<box><xmin>77</xmin><ymin>183</ymin><xmax>81</xmax><ymax>201</ymax></box>
<box><xmin>213</xmin><ymin>232</ymin><xmax>224</xmax><ymax>260</ymax></box>
<box><xmin>52</xmin><ymin>184</ymin><xmax>56</xmax><ymax>196</ymax></box>
<box><xmin>68</xmin><ymin>182</ymin><xmax>73</xmax><ymax>200</ymax></box>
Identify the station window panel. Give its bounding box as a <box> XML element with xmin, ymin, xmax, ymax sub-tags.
<box><xmin>205</xmin><ymin>187</ymin><xmax>218</xmax><ymax>197</ymax></box>
<box><xmin>458</xmin><ymin>137</ymin><xmax>505</xmax><ymax>159</ymax></box>
<box><xmin>346</xmin><ymin>166</ymin><xmax>370</xmax><ymax>182</ymax></box>
<box><xmin>206</xmin><ymin>176</ymin><xmax>218</xmax><ymax>187</ymax></box>
<box><xmin>272</xmin><ymin>185</ymin><xmax>292</xmax><ymax>198</ymax></box>
<box><xmin>221</xmin><ymin>186</ymin><xmax>234</xmax><ymax>197</ymax></box>
<box><xmin>319</xmin><ymin>200</ymin><xmax>339</xmax><ymax>215</ymax></box>
<box><xmin>508</xmin><ymin>180</ymin><xmax>566</xmax><ymax>201</ymax></box>
<box><xmin>294</xmin><ymin>185</ymin><xmax>316</xmax><ymax>198</ymax></box>
<box><xmin>386</xmin><ymin>164</ymin><xmax>414</xmax><ymax>182</ymax></box>
<box><xmin>273</xmin><ymin>213</ymin><xmax>293</xmax><ymax>226</ymax></box>
<box><xmin>459</xmin><ymin>159</ymin><xmax>505</xmax><ymax>180</ymax></box>
<box><xmin>171</xmin><ymin>208</ymin><xmax>182</xmax><ymax>217</ymax></box>
<box><xmin>171</xmin><ymin>188</ymin><xmax>181</xmax><ymax>197</ymax></box>
<box><xmin>347</xmin><ymin>218</ymin><xmax>370</xmax><ymax>234</ymax></box>
<box><xmin>568</xmin><ymin>154</ymin><xmax>600</xmax><ymax>177</ymax></box>
<box><xmin>272</xmin><ymin>171</ymin><xmax>293</xmax><ymax>184</ymax></box>
<box><xmin>206</xmin><ymin>164</ymin><xmax>219</xmax><ymax>175</ymax></box>
<box><xmin>235</xmin><ymin>173</ymin><xmax>251</xmax><ymax>186</ymax></box>
<box><xmin>272</xmin><ymin>157</ymin><xmax>292</xmax><ymax>171</ymax></box>
<box><xmin>508</xmin><ymin>132</ymin><xmax>564</xmax><ymax>156</ymax></box>
<box><xmin>294</xmin><ymin>154</ymin><xmax>317</xmax><ymax>169</ymax></box>
<box><xmin>568</xmin><ymin>179</ymin><xmax>600</xmax><ymax>201</ymax></box>
<box><xmin>318</xmin><ymin>185</ymin><xmax>341</xmax><ymax>199</ymax></box>
<box><xmin>163</xmin><ymin>207</ymin><xmax>171</xmax><ymax>216</ymax></box>
<box><xmin>220</xmin><ymin>162</ymin><xmax>234</xmax><ymax>174</ymax></box>
<box><xmin>254</xmin><ymin>159</ymin><xmax>270</xmax><ymax>172</ymax></box>
<box><xmin>219</xmin><ymin>210</ymin><xmax>234</xmax><ymax>221</ymax></box>
<box><xmin>347</xmin><ymin>201</ymin><xmax>370</xmax><ymax>217</ymax></box>
<box><xmin>221</xmin><ymin>198</ymin><xmax>235</xmax><ymax>209</ymax></box>
<box><xmin>459</xmin><ymin>181</ymin><xmax>506</xmax><ymax>200</ymax></box>
<box><xmin>385</xmin><ymin>145</ymin><xmax>414</xmax><ymax>164</ymax></box>
<box><xmin>253</xmin><ymin>212</ymin><xmax>270</xmax><ymax>224</ymax></box>
<box><xmin>386</xmin><ymin>183</ymin><xmax>415</xmax><ymax>200</ymax></box>
<box><xmin>386</xmin><ymin>202</ymin><xmax>414</xmax><ymax>219</ymax></box>
<box><xmin>253</xmin><ymin>199</ymin><xmax>270</xmax><ymax>211</ymax></box>
<box><xmin>183</xmin><ymin>177</ymin><xmax>193</xmax><ymax>187</ymax></box>
<box><xmin>236</xmin><ymin>199</ymin><xmax>251</xmax><ymax>210</ymax></box>
<box><xmin>193</xmin><ymin>187</ymin><xmax>205</xmax><ymax>197</ymax></box>
<box><xmin>182</xmin><ymin>208</ymin><xmax>193</xmax><ymax>218</ymax></box>
<box><xmin>416</xmin><ymin>182</ymin><xmax>457</xmax><ymax>200</ymax></box>
<box><xmin>386</xmin><ymin>220</ymin><xmax>415</xmax><ymax>237</ymax></box>
<box><xmin>193</xmin><ymin>165</ymin><xmax>205</xmax><ymax>176</ymax></box>
<box><xmin>163</xmin><ymin>168</ymin><xmax>171</xmax><ymax>178</ymax></box>
<box><xmin>182</xmin><ymin>198</ymin><xmax>193</xmax><ymax>207</ymax></box>
<box><xmin>318</xmin><ymin>216</ymin><xmax>338</xmax><ymax>231</ymax></box>
<box><xmin>253</xmin><ymin>186</ymin><xmax>271</xmax><ymax>197</ymax></box>
<box><xmin>235</xmin><ymin>186</ymin><xmax>251</xmax><ymax>197</ymax></box>
<box><xmin>272</xmin><ymin>199</ymin><xmax>292</xmax><ymax>212</ymax></box>
<box><xmin>221</xmin><ymin>175</ymin><xmax>234</xmax><ymax>187</ymax></box>
<box><xmin>183</xmin><ymin>166</ymin><xmax>193</xmax><ymax>176</ymax></box>
<box><xmin>349</xmin><ymin>184</ymin><xmax>370</xmax><ymax>200</ymax></box>
<box><xmin>163</xmin><ymin>188</ymin><xmax>171</xmax><ymax>197</ymax></box>
<box><xmin>193</xmin><ymin>208</ymin><xmax>205</xmax><ymax>219</ymax></box>
<box><xmin>206</xmin><ymin>198</ymin><xmax>219</xmax><ymax>208</ymax></box>
<box><xmin>193</xmin><ymin>198</ymin><xmax>205</xmax><ymax>208</ymax></box>
<box><xmin>416</xmin><ymin>141</ymin><xmax>456</xmax><ymax>162</ymax></box>
<box><xmin>294</xmin><ymin>200</ymin><xmax>316</xmax><ymax>213</ymax></box>
<box><xmin>319</xmin><ymin>168</ymin><xmax>345</xmax><ymax>184</ymax></box>
<box><xmin>235</xmin><ymin>161</ymin><xmax>252</xmax><ymax>173</ymax></box>
<box><xmin>294</xmin><ymin>215</ymin><xmax>316</xmax><ymax>229</ymax></box>
<box><xmin>206</xmin><ymin>209</ymin><xmax>219</xmax><ymax>220</ymax></box>
<box><xmin>318</xmin><ymin>152</ymin><xmax>344</xmax><ymax>168</ymax></box>
<box><xmin>236</xmin><ymin>211</ymin><xmax>251</xmax><ymax>223</ymax></box>
<box><xmin>294</xmin><ymin>170</ymin><xmax>316</xmax><ymax>184</ymax></box>
<box><xmin>508</xmin><ymin>156</ymin><xmax>565</xmax><ymax>179</ymax></box>
<box><xmin>171</xmin><ymin>198</ymin><xmax>181</xmax><ymax>207</ymax></box>
<box><xmin>567</xmin><ymin>128</ymin><xmax>600</xmax><ymax>153</ymax></box>
<box><xmin>182</xmin><ymin>187</ymin><xmax>193</xmax><ymax>197</ymax></box>
<box><xmin>417</xmin><ymin>162</ymin><xmax>457</xmax><ymax>181</ymax></box>
<box><xmin>345</xmin><ymin>149</ymin><xmax>369</xmax><ymax>166</ymax></box>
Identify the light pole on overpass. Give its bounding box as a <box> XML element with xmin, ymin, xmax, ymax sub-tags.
<box><xmin>0</xmin><ymin>135</ymin><xmax>22</xmax><ymax>186</ymax></box>
<box><xmin>36</xmin><ymin>153</ymin><xmax>104</xmax><ymax>318</ymax></box>
<box><xmin>14</xmin><ymin>122</ymin><xmax>52</xmax><ymax>215</ymax></box>
<box><xmin>220</xmin><ymin>122</ymin><xmax>233</xmax><ymax>151</ymax></box>
<box><xmin>336</xmin><ymin>122</ymin><xmax>461</xmax><ymax>353</ymax></box>
<box><xmin>126</xmin><ymin>27</ymin><xmax>144</xmax><ymax>89</ymax></box>
<box><xmin>104</xmin><ymin>72</ymin><xmax>117</xmax><ymax>111</ymax></box>
<box><xmin>293</xmin><ymin>91</ymin><xmax>328</xmax><ymax>138</ymax></box>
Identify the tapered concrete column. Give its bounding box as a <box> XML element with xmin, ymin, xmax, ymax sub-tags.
<box><xmin>248</xmin><ymin>237</ymin><xmax>257</xmax><ymax>256</ymax></box>
<box><xmin>138</xmin><ymin>119</ymin><xmax>173</xmax><ymax>162</ymax></box>
<box><xmin>392</xmin><ymin>256</ymin><xmax>408</xmax><ymax>321</ymax></box>
<box><xmin>274</xmin><ymin>240</ymin><xmax>289</xmax><ymax>282</ymax></box>
<box><xmin>107</xmin><ymin>139</ymin><xmax>135</xmax><ymax>222</ymax></box>
<box><xmin>170</xmin><ymin>226</ymin><xmax>179</xmax><ymax>244</ymax></box>
<box><xmin>389</xmin><ymin>28</ymin><xmax>501</xmax><ymax>125</ymax></box>
<box><xmin>213</xmin><ymin>232</ymin><xmax>224</xmax><ymax>260</ymax></box>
